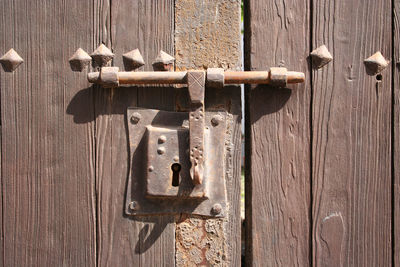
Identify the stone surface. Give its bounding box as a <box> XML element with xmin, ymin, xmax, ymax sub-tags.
<box><xmin>175</xmin><ymin>0</ymin><xmax>241</xmax><ymax>71</ymax></box>
<box><xmin>175</xmin><ymin>1</ymin><xmax>241</xmax><ymax>266</ymax></box>
<box><xmin>176</xmin><ymin>217</ymin><xmax>227</xmax><ymax>267</ymax></box>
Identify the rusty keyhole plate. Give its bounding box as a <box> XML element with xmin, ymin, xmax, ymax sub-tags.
<box><xmin>125</xmin><ymin>107</ymin><xmax>228</xmax><ymax>217</ymax></box>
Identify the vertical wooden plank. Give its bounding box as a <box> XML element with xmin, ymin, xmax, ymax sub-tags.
<box><xmin>174</xmin><ymin>0</ymin><xmax>242</xmax><ymax>266</ymax></box>
<box><xmin>244</xmin><ymin>0</ymin><xmax>311</xmax><ymax>265</ymax></box>
<box><xmin>312</xmin><ymin>0</ymin><xmax>392</xmax><ymax>266</ymax></box>
<box><xmin>394</xmin><ymin>1</ymin><xmax>400</xmax><ymax>265</ymax></box>
<box><xmin>0</xmin><ymin>127</ymin><xmax>2</xmax><ymax>266</ymax></box>
<box><xmin>95</xmin><ymin>0</ymin><xmax>176</xmax><ymax>266</ymax></box>
<box><xmin>0</xmin><ymin>0</ymin><xmax>97</xmax><ymax>265</ymax></box>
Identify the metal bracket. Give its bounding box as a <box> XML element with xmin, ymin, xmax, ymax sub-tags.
<box><xmin>125</xmin><ymin>108</ymin><xmax>228</xmax><ymax>217</ymax></box>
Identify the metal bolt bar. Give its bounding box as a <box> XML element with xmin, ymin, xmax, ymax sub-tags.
<box><xmin>224</xmin><ymin>71</ymin><xmax>305</xmax><ymax>84</ymax></box>
<box><xmin>87</xmin><ymin>69</ymin><xmax>305</xmax><ymax>86</ymax></box>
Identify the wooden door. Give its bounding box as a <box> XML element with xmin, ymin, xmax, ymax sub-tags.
<box><xmin>0</xmin><ymin>0</ymin><xmax>241</xmax><ymax>266</ymax></box>
<box><xmin>245</xmin><ymin>0</ymin><xmax>393</xmax><ymax>266</ymax></box>
<box><xmin>2</xmin><ymin>0</ymin><xmax>396</xmax><ymax>266</ymax></box>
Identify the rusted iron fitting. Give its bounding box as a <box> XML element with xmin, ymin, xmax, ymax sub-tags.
<box><xmin>87</xmin><ymin>67</ymin><xmax>305</xmax><ymax>88</ymax></box>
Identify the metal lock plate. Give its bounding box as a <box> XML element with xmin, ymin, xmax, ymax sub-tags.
<box><xmin>146</xmin><ymin>125</ymin><xmax>206</xmax><ymax>198</ymax></box>
<box><xmin>125</xmin><ymin>107</ymin><xmax>228</xmax><ymax>217</ymax></box>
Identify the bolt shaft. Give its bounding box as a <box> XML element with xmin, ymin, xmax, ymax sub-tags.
<box><xmin>88</xmin><ymin>70</ymin><xmax>305</xmax><ymax>86</ymax></box>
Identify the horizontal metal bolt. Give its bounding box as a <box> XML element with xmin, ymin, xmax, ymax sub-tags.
<box><xmin>87</xmin><ymin>70</ymin><xmax>305</xmax><ymax>87</ymax></box>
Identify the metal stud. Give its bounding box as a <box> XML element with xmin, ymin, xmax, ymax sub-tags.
<box><xmin>310</xmin><ymin>45</ymin><xmax>333</xmax><ymax>69</ymax></box>
<box><xmin>130</xmin><ymin>112</ymin><xmax>142</xmax><ymax>124</ymax></box>
<box><xmin>158</xmin><ymin>135</ymin><xmax>167</xmax><ymax>144</ymax></box>
<box><xmin>152</xmin><ymin>50</ymin><xmax>175</xmax><ymax>71</ymax></box>
<box><xmin>123</xmin><ymin>49</ymin><xmax>145</xmax><ymax>71</ymax></box>
<box><xmin>0</xmin><ymin>48</ymin><xmax>24</xmax><ymax>72</ymax></box>
<box><xmin>69</xmin><ymin>48</ymin><xmax>92</xmax><ymax>72</ymax></box>
<box><xmin>157</xmin><ymin>147</ymin><xmax>166</xmax><ymax>155</ymax></box>
<box><xmin>364</xmin><ymin>51</ymin><xmax>389</xmax><ymax>75</ymax></box>
<box><xmin>128</xmin><ymin>201</ymin><xmax>139</xmax><ymax>211</ymax></box>
<box><xmin>91</xmin><ymin>44</ymin><xmax>114</xmax><ymax>67</ymax></box>
<box><xmin>211</xmin><ymin>115</ymin><xmax>222</xmax><ymax>126</ymax></box>
<box><xmin>211</xmin><ymin>203</ymin><xmax>222</xmax><ymax>215</ymax></box>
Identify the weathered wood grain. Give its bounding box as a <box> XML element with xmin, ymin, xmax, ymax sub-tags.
<box><xmin>395</xmin><ymin>1</ymin><xmax>400</xmax><ymax>265</ymax></box>
<box><xmin>175</xmin><ymin>0</ymin><xmax>242</xmax><ymax>266</ymax></box>
<box><xmin>312</xmin><ymin>0</ymin><xmax>392</xmax><ymax>266</ymax></box>
<box><xmin>95</xmin><ymin>0</ymin><xmax>176</xmax><ymax>266</ymax></box>
<box><xmin>244</xmin><ymin>0</ymin><xmax>311</xmax><ymax>266</ymax></box>
<box><xmin>0</xmin><ymin>0</ymin><xmax>97</xmax><ymax>265</ymax></box>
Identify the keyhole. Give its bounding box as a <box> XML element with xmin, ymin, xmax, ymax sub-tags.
<box><xmin>171</xmin><ymin>163</ymin><xmax>181</xmax><ymax>187</ymax></box>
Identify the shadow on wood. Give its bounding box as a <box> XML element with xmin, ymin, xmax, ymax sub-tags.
<box><xmin>66</xmin><ymin>86</ymin><xmax>176</xmax><ymax>123</ymax></box>
<box><xmin>249</xmin><ymin>85</ymin><xmax>292</xmax><ymax>122</ymax></box>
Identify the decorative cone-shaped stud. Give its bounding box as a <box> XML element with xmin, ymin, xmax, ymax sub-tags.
<box><xmin>364</xmin><ymin>51</ymin><xmax>389</xmax><ymax>75</ymax></box>
<box><xmin>0</xmin><ymin>48</ymin><xmax>24</xmax><ymax>72</ymax></box>
<box><xmin>69</xmin><ymin>48</ymin><xmax>92</xmax><ymax>72</ymax></box>
<box><xmin>122</xmin><ymin>49</ymin><xmax>145</xmax><ymax>71</ymax></box>
<box><xmin>310</xmin><ymin>45</ymin><xmax>333</xmax><ymax>69</ymax></box>
<box><xmin>152</xmin><ymin>50</ymin><xmax>175</xmax><ymax>71</ymax></box>
<box><xmin>91</xmin><ymin>44</ymin><xmax>114</xmax><ymax>67</ymax></box>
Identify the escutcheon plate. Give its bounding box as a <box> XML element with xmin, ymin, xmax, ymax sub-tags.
<box><xmin>125</xmin><ymin>107</ymin><xmax>228</xmax><ymax>217</ymax></box>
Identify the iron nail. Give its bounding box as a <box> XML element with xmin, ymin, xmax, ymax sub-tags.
<box><xmin>130</xmin><ymin>112</ymin><xmax>141</xmax><ymax>124</ymax></box>
<box><xmin>129</xmin><ymin>201</ymin><xmax>138</xmax><ymax>211</ymax></box>
<box><xmin>91</xmin><ymin>44</ymin><xmax>114</xmax><ymax>67</ymax></box>
<box><xmin>122</xmin><ymin>48</ymin><xmax>145</xmax><ymax>71</ymax></box>
<box><xmin>310</xmin><ymin>45</ymin><xmax>333</xmax><ymax>69</ymax></box>
<box><xmin>69</xmin><ymin>48</ymin><xmax>91</xmax><ymax>72</ymax></box>
<box><xmin>152</xmin><ymin>50</ymin><xmax>175</xmax><ymax>71</ymax></box>
<box><xmin>211</xmin><ymin>203</ymin><xmax>222</xmax><ymax>215</ymax></box>
<box><xmin>157</xmin><ymin>147</ymin><xmax>165</xmax><ymax>155</ymax></box>
<box><xmin>173</xmin><ymin>156</ymin><xmax>179</xmax><ymax>162</ymax></box>
<box><xmin>0</xmin><ymin>48</ymin><xmax>24</xmax><ymax>72</ymax></box>
<box><xmin>158</xmin><ymin>135</ymin><xmax>167</xmax><ymax>144</ymax></box>
<box><xmin>148</xmin><ymin>166</ymin><xmax>154</xmax><ymax>172</ymax></box>
<box><xmin>211</xmin><ymin>115</ymin><xmax>221</xmax><ymax>126</ymax></box>
<box><xmin>364</xmin><ymin>51</ymin><xmax>389</xmax><ymax>75</ymax></box>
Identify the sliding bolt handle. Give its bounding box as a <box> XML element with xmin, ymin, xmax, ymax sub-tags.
<box><xmin>187</xmin><ymin>70</ymin><xmax>206</xmax><ymax>185</ymax></box>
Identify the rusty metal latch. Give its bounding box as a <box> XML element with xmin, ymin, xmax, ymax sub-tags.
<box><xmin>87</xmin><ymin>67</ymin><xmax>305</xmax><ymax>87</ymax></box>
<box><xmin>84</xmin><ymin>61</ymin><xmax>304</xmax><ymax>217</ymax></box>
<box><xmin>68</xmin><ymin>46</ymin><xmax>305</xmax><ymax>217</ymax></box>
<box><xmin>87</xmin><ymin>67</ymin><xmax>305</xmax><ymax>187</ymax></box>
